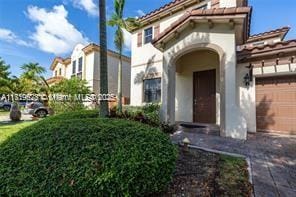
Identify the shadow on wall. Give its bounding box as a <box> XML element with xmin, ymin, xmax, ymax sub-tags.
<box><xmin>256</xmin><ymin>96</ymin><xmax>275</xmax><ymax>132</ymax></box>
<box><xmin>134</xmin><ymin>55</ymin><xmax>157</xmax><ymax>84</ymax></box>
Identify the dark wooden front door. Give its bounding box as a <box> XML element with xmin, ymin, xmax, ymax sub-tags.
<box><xmin>193</xmin><ymin>69</ymin><xmax>216</xmax><ymax>123</ymax></box>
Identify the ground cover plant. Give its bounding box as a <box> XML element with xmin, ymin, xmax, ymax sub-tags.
<box><xmin>111</xmin><ymin>103</ymin><xmax>176</xmax><ymax>134</ymax></box>
<box><xmin>159</xmin><ymin>148</ymin><xmax>253</xmax><ymax>197</ymax></box>
<box><xmin>0</xmin><ymin>110</ymin><xmax>177</xmax><ymax>196</ymax></box>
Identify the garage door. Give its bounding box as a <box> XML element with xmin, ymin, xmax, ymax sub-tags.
<box><xmin>256</xmin><ymin>75</ymin><xmax>296</xmax><ymax>134</ymax></box>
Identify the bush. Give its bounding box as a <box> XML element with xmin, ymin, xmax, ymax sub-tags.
<box><xmin>48</xmin><ymin>101</ymin><xmax>86</xmax><ymax>114</ymax></box>
<box><xmin>118</xmin><ymin>104</ymin><xmax>175</xmax><ymax>134</ymax></box>
<box><xmin>47</xmin><ymin>110</ymin><xmax>99</xmax><ymax>121</ymax></box>
<box><xmin>0</xmin><ymin>112</ymin><xmax>177</xmax><ymax>196</ymax></box>
<box><xmin>49</xmin><ymin>77</ymin><xmax>91</xmax><ymax>114</ymax></box>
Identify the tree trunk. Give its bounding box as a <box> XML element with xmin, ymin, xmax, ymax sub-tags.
<box><xmin>117</xmin><ymin>54</ymin><xmax>122</xmax><ymax>113</ymax></box>
<box><xmin>99</xmin><ymin>0</ymin><xmax>109</xmax><ymax>117</ymax></box>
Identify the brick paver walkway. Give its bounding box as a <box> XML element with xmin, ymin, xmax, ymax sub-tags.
<box><xmin>171</xmin><ymin>128</ymin><xmax>296</xmax><ymax>197</ymax></box>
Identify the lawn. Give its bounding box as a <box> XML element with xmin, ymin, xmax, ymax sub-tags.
<box><xmin>0</xmin><ymin>121</ymin><xmax>35</xmax><ymax>144</ymax></box>
<box><xmin>0</xmin><ymin>110</ymin><xmax>9</xmax><ymax>116</ymax></box>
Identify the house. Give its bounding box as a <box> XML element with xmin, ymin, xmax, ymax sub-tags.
<box><xmin>47</xmin><ymin>43</ymin><xmax>131</xmax><ymax>103</ymax></box>
<box><xmin>129</xmin><ymin>0</ymin><xmax>296</xmax><ymax>139</ymax></box>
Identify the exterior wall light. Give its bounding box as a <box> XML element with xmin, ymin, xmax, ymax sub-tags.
<box><xmin>244</xmin><ymin>73</ymin><xmax>251</xmax><ymax>87</ymax></box>
<box><xmin>244</xmin><ymin>64</ymin><xmax>253</xmax><ymax>87</ymax></box>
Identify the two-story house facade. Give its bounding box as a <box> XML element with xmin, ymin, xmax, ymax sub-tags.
<box><xmin>47</xmin><ymin>43</ymin><xmax>131</xmax><ymax>101</ymax></box>
<box><xmin>129</xmin><ymin>0</ymin><xmax>296</xmax><ymax>139</ymax></box>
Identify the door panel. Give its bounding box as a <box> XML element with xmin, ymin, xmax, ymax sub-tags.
<box><xmin>256</xmin><ymin>75</ymin><xmax>296</xmax><ymax>134</ymax></box>
<box><xmin>193</xmin><ymin>69</ymin><xmax>216</xmax><ymax>123</ymax></box>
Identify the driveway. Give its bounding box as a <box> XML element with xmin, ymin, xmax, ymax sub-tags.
<box><xmin>171</xmin><ymin>129</ymin><xmax>296</xmax><ymax>197</ymax></box>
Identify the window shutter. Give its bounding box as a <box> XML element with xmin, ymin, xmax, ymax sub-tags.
<box><xmin>154</xmin><ymin>25</ymin><xmax>160</xmax><ymax>38</ymax></box>
<box><xmin>137</xmin><ymin>32</ymin><xmax>142</xmax><ymax>47</ymax></box>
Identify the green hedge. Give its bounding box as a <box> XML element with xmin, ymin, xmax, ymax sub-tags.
<box><xmin>0</xmin><ymin>112</ymin><xmax>177</xmax><ymax>196</ymax></box>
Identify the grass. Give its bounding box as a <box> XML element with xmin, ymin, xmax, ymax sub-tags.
<box><xmin>215</xmin><ymin>155</ymin><xmax>252</xmax><ymax>196</ymax></box>
<box><xmin>0</xmin><ymin>121</ymin><xmax>35</xmax><ymax>144</ymax></box>
<box><xmin>0</xmin><ymin>110</ymin><xmax>9</xmax><ymax>116</ymax></box>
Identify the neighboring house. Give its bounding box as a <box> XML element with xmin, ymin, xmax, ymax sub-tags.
<box><xmin>129</xmin><ymin>0</ymin><xmax>296</xmax><ymax>139</ymax></box>
<box><xmin>47</xmin><ymin>43</ymin><xmax>131</xmax><ymax>102</ymax></box>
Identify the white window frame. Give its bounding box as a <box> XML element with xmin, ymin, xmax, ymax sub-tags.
<box><xmin>144</xmin><ymin>27</ymin><xmax>153</xmax><ymax>44</ymax></box>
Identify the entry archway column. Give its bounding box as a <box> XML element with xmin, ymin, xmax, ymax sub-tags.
<box><xmin>161</xmin><ymin>57</ymin><xmax>176</xmax><ymax>124</ymax></box>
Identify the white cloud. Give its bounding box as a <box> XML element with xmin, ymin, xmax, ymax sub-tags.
<box><xmin>136</xmin><ymin>9</ymin><xmax>145</xmax><ymax>17</ymax></box>
<box><xmin>122</xmin><ymin>28</ymin><xmax>131</xmax><ymax>50</ymax></box>
<box><xmin>72</xmin><ymin>0</ymin><xmax>98</xmax><ymax>16</ymax></box>
<box><xmin>27</xmin><ymin>5</ymin><xmax>88</xmax><ymax>55</ymax></box>
<box><xmin>0</xmin><ymin>28</ymin><xmax>31</xmax><ymax>47</ymax></box>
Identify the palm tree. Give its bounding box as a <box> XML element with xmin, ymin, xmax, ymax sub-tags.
<box><xmin>0</xmin><ymin>57</ymin><xmax>11</xmax><ymax>92</ymax></box>
<box><xmin>20</xmin><ymin>62</ymin><xmax>45</xmax><ymax>81</ymax></box>
<box><xmin>20</xmin><ymin>62</ymin><xmax>47</xmax><ymax>94</ymax></box>
<box><xmin>108</xmin><ymin>0</ymin><xmax>139</xmax><ymax>113</ymax></box>
<box><xmin>99</xmin><ymin>0</ymin><xmax>109</xmax><ymax>117</ymax></box>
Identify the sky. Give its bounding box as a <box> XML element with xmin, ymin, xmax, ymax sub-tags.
<box><xmin>0</xmin><ymin>0</ymin><xmax>296</xmax><ymax>78</ymax></box>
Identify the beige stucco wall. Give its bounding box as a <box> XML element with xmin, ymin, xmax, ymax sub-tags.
<box><xmin>237</xmin><ymin>63</ymin><xmax>256</xmax><ymax>133</ymax></box>
<box><xmin>85</xmin><ymin>52</ymin><xmax>96</xmax><ymax>92</ymax></box>
<box><xmin>175</xmin><ymin>50</ymin><xmax>220</xmax><ymax>124</ymax></box>
<box><xmin>219</xmin><ymin>0</ymin><xmax>237</xmax><ymax>7</ymax></box>
<box><xmin>130</xmin><ymin>1</ymin><xmax>210</xmax><ymax>106</ymax></box>
<box><xmin>53</xmin><ymin>62</ymin><xmax>66</xmax><ymax>77</ymax></box>
<box><xmin>130</xmin><ymin>0</ymin><xmax>244</xmax><ymax>107</ymax></box>
<box><xmin>161</xmin><ymin>23</ymin><xmax>247</xmax><ymax>139</ymax></box>
<box><xmin>51</xmin><ymin>44</ymin><xmax>131</xmax><ymax>98</ymax></box>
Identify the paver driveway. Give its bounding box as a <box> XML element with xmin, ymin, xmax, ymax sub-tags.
<box><xmin>171</xmin><ymin>128</ymin><xmax>296</xmax><ymax>197</ymax></box>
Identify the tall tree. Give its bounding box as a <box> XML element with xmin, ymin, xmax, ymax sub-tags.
<box><xmin>20</xmin><ymin>62</ymin><xmax>47</xmax><ymax>94</ymax></box>
<box><xmin>108</xmin><ymin>0</ymin><xmax>139</xmax><ymax>113</ymax></box>
<box><xmin>20</xmin><ymin>62</ymin><xmax>46</xmax><ymax>81</ymax></box>
<box><xmin>99</xmin><ymin>0</ymin><xmax>109</xmax><ymax>117</ymax></box>
<box><xmin>0</xmin><ymin>57</ymin><xmax>11</xmax><ymax>90</ymax></box>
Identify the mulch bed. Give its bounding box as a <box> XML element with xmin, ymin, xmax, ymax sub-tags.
<box><xmin>152</xmin><ymin>146</ymin><xmax>252</xmax><ymax>197</ymax></box>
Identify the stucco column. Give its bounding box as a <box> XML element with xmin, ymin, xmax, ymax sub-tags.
<box><xmin>220</xmin><ymin>49</ymin><xmax>247</xmax><ymax>140</ymax></box>
<box><xmin>161</xmin><ymin>57</ymin><xmax>175</xmax><ymax>124</ymax></box>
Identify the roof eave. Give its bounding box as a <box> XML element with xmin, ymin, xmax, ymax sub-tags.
<box><xmin>130</xmin><ymin>0</ymin><xmax>204</xmax><ymax>33</ymax></box>
<box><xmin>153</xmin><ymin>13</ymin><xmax>250</xmax><ymax>51</ymax></box>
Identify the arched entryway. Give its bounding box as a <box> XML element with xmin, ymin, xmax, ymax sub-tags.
<box><xmin>174</xmin><ymin>49</ymin><xmax>220</xmax><ymax>125</ymax></box>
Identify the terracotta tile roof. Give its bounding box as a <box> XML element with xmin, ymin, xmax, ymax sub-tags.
<box><xmin>50</xmin><ymin>57</ymin><xmax>70</xmax><ymax>70</ymax></box>
<box><xmin>153</xmin><ymin>7</ymin><xmax>252</xmax><ymax>44</ymax></box>
<box><xmin>247</xmin><ymin>26</ymin><xmax>290</xmax><ymax>43</ymax></box>
<box><xmin>238</xmin><ymin>39</ymin><xmax>296</xmax><ymax>62</ymax></box>
<box><xmin>82</xmin><ymin>43</ymin><xmax>131</xmax><ymax>62</ymax></box>
<box><xmin>138</xmin><ymin>0</ymin><xmax>187</xmax><ymax>21</ymax></box>
<box><xmin>239</xmin><ymin>39</ymin><xmax>296</xmax><ymax>52</ymax></box>
<box><xmin>46</xmin><ymin>76</ymin><xmax>65</xmax><ymax>85</ymax></box>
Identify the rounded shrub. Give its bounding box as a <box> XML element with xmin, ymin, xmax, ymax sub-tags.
<box><xmin>0</xmin><ymin>113</ymin><xmax>177</xmax><ymax>196</ymax></box>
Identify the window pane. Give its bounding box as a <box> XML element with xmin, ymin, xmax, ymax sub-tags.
<box><xmin>77</xmin><ymin>72</ymin><xmax>82</xmax><ymax>79</ymax></box>
<box><xmin>78</xmin><ymin>57</ymin><xmax>83</xmax><ymax>72</ymax></box>
<box><xmin>72</xmin><ymin>61</ymin><xmax>76</xmax><ymax>74</ymax></box>
<box><xmin>144</xmin><ymin>27</ymin><xmax>153</xmax><ymax>44</ymax></box>
<box><xmin>143</xmin><ymin>78</ymin><xmax>161</xmax><ymax>103</ymax></box>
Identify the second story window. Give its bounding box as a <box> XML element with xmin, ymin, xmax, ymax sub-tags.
<box><xmin>55</xmin><ymin>70</ymin><xmax>57</xmax><ymax>77</ymax></box>
<box><xmin>72</xmin><ymin>60</ymin><xmax>76</xmax><ymax>74</ymax></box>
<box><xmin>59</xmin><ymin>68</ymin><xmax>62</xmax><ymax>76</ymax></box>
<box><xmin>144</xmin><ymin>27</ymin><xmax>153</xmax><ymax>44</ymax></box>
<box><xmin>78</xmin><ymin>57</ymin><xmax>83</xmax><ymax>72</ymax></box>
